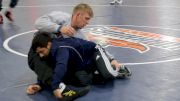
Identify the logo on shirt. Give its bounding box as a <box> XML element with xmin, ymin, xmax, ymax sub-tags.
<box><xmin>96</xmin><ymin>55</ymin><xmax>100</xmax><ymax>60</ymax></box>
<box><xmin>83</xmin><ymin>26</ymin><xmax>180</xmax><ymax>53</ymax></box>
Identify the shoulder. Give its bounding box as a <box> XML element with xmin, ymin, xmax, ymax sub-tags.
<box><xmin>51</xmin><ymin>38</ymin><xmax>69</xmax><ymax>50</ymax></box>
<box><xmin>49</xmin><ymin>11</ymin><xmax>71</xmax><ymax>18</ymax></box>
<box><xmin>50</xmin><ymin>40</ymin><xmax>69</xmax><ymax>58</ymax></box>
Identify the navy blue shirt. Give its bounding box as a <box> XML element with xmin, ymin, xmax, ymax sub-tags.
<box><xmin>50</xmin><ymin>37</ymin><xmax>96</xmax><ymax>90</ymax></box>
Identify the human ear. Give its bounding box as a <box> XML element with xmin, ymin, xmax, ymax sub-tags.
<box><xmin>47</xmin><ymin>42</ymin><xmax>52</xmax><ymax>49</ymax></box>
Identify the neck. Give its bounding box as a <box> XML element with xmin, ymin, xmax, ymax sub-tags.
<box><xmin>71</xmin><ymin>15</ymin><xmax>76</xmax><ymax>27</ymax></box>
<box><xmin>71</xmin><ymin>21</ymin><xmax>79</xmax><ymax>30</ymax></box>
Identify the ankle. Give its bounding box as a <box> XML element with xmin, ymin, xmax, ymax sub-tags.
<box><xmin>7</xmin><ymin>8</ymin><xmax>13</xmax><ymax>12</ymax></box>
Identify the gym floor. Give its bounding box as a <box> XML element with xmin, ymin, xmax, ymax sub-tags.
<box><xmin>0</xmin><ymin>0</ymin><xmax>180</xmax><ymax>101</ymax></box>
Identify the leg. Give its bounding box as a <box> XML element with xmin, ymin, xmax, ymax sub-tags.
<box><xmin>74</xmin><ymin>65</ymin><xmax>105</xmax><ymax>85</ymax></box>
<box><xmin>9</xmin><ymin>0</ymin><xmax>19</xmax><ymax>8</ymax></box>
<box><xmin>0</xmin><ymin>0</ymin><xmax>2</xmax><ymax>11</ymax></box>
<box><xmin>110</xmin><ymin>0</ymin><xmax>116</xmax><ymax>4</ymax></box>
<box><xmin>0</xmin><ymin>13</ymin><xmax>2</xmax><ymax>24</ymax></box>
<box><xmin>94</xmin><ymin>44</ymin><xmax>131</xmax><ymax>79</ymax></box>
<box><xmin>75</xmin><ymin>71</ymin><xmax>93</xmax><ymax>86</ymax></box>
<box><xmin>54</xmin><ymin>82</ymin><xmax>91</xmax><ymax>100</ymax></box>
<box><xmin>4</xmin><ymin>0</ymin><xmax>19</xmax><ymax>21</ymax></box>
<box><xmin>62</xmin><ymin>69</ymin><xmax>93</xmax><ymax>87</ymax></box>
<box><xmin>110</xmin><ymin>0</ymin><xmax>123</xmax><ymax>5</ymax></box>
<box><xmin>0</xmin><ymin>0</ymin><xmax>3</xmax><ymax>24</ymax></box>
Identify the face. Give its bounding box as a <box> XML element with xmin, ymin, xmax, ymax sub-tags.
<box><xmin>74</xmin><ymin>12</ymin><xmax>91</xmax><ymax>29</ymax></box>
<box><xmin>36</xmin><ymin>42</ymin><xmax>51</xmax><ymax>58</ymax></box>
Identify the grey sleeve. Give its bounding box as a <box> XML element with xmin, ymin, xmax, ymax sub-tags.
<box><xmin>35</xmin><ymin>11</ymin><xmax>70</xmax><ymax>33</ymax></box>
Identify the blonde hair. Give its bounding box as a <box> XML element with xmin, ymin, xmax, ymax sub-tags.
<box><xmin>73</xmin><ymin>3</ymin><xmax>94</xmax><ymax>17</ymax></box>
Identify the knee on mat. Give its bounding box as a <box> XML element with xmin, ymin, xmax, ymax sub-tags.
<box><xmin>75</xmin><ymin>71</ymin><xmax>93</xmax><ymax>86</ymax></box>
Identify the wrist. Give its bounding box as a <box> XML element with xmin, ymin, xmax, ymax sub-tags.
<box><xmin>53</xmin><ymin>82</ymin><xmax>66</xmax><ymax>99</ymax></box>
<box><xmin>59</xmin><ymin>82</ymin><xmax>66</xmax><ymax>93</ymax></box>
<box><xmin>110</xmin><ymin>58</ymin><xmax>115</xmax><ymax>62</ymax></box>
<box><xmin>57</xmin><ymin>25</ymin><xmax>63</xmax><ymax>33</ymax></box>
<box><xmin>53</xmin><ymin>89</ymin><xmax>63</xmax><ymax>99</ymax></box>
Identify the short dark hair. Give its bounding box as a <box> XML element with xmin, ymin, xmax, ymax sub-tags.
<box><xmin>31</xmin><ymin>31</ymin><xmax>52</xmax><ymax>52</ymax></box>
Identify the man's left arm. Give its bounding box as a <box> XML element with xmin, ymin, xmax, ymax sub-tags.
<box><xmin>51</xmin><ymin>48</ymin><xmax>69</xmax><ymax>91</ymax></box>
